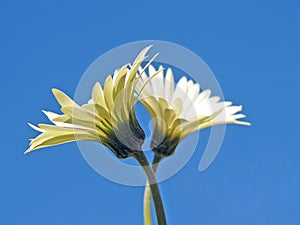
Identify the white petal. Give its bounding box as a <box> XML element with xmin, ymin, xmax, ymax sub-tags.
<box><xmin>187</xmin><ymin>80</ymin><xmax>194</xmax><ymax>89</ymax></box>
<box><xmin>212</xmin><ymin>105</ymin><xmax>243</xmax><ymax>123</ymax></box>
<box><xmin>226</xmin><ymin>105</ymin><xmax>243</xmax><ymax>116</ymax></box>
<box><xmin>186</xmin><ymin>89</ymin><xmax>212</xmax><ymax>118</ymax></box>
<box><xmin>209</xmin><ymin>96</ymin><xmax>220</xmax><ymax>105</ymax></box>
<box><xmin>194</xmin><ymin>89</ymin><xmax>211</xmax><ymax>106</ymax></box>
<box><xmin>164</xmin><ymin>68</ymin><xmax>175</xmax><ymax>102</ymax></box>
<box><xmin>183</xmin><ymin>83</ymin><xmax>200</xmax><ymax>115</ymax></box>
<box><xmin>231</xmin><ymin>114</ymin><xmax>246</xmax><ymax>119</ymax></box>
<box><xmin>148</xmin><ymin>65</ymin><xmax>156</xmax><ymax>77</ymax></box>
<box><xmin>195</xmin><ymin>98</ymin><xmax>213</xmax><ymax>117</ymax></box>
<box><xmin>149</xmin><ymin>65</ymin><xmax>159</xmax><ymax>97</ymax></box>
<box><xmin>156</xmin><ymin>66</ymin><xmax>165</xmax><ymax>97</ymax></box>
<box><xmin>234</xmin><ymin>121</ymin><xmax>251</xmax><ymax>126</ymax></box>
<box><xmin>28</xmin><ymin>123</ymin><xmax>45</xmax><ymax>133</ymax></box>
<box><xmin>172</xmin><ymin>76</ymin><xmax>188</xmax><ymax>102</ymax></box>
<box><xmin>42</xmin><ymin>110</ymin><xmax>60</xmax><ymax>121</ymax></box>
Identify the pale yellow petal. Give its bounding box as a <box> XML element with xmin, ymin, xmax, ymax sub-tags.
<box><xmin>52</xmin><ymin>88</ymin><xmax>78</xmax><ymax>107</ymax></box>
<box><xmin>92</xmin><ymin>82</ymin><xmax>107</xmax><ymax>109</ymax></box>
<box><xmin>25</xmin><ymin>129</ymin><xmax>100</xmax><ymax>154</ymax></box>
<box><xmin>140</xmin><ymin>96</ymin><xmax>162</xmax><ymax>118</ymax></box>
<box><xmin>103</xmin><ymin>76</ymin><xmax>114</xmax><ymax>110</ymax></box>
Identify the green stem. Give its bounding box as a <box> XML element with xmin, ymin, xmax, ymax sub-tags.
<box><xmin>143</xmin><ymin>183</ymin><xmax>152</xmax><ymax>225</ymax></box>
<box><xmin>143</xmin><ymin>155</ymin><xmax>162</xmax><ymax>225</ymax></box>
<box><xmin>135</xmin><ymin>152</ymin><xmax>167</xmax><ymax>225</ymax></box>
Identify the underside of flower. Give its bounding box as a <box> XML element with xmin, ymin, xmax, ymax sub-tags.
<box><xmin>136</xmin><ymin>65</ymin><xmax>251</xmax><ymax>157</ymax></box>
<box><xmin>26</xmin><ymin>46</ymin><xmax>158</xmax><ymax>159</ymax></box>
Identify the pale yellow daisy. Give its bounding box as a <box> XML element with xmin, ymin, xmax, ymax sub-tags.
<box><xmin>26</xmin><ymin>46</ymin><xmax>158</xmax><ymax>158</ymax></box>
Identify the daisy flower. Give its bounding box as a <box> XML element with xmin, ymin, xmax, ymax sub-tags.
<box><xmin>136</xmin><ymin>65</ymin><xmax>250</xmax><ymax>158</ymax></box>
<box><xmin>26</xmin><ymin>46</ymin><xmax>157</xmax><ymax>158</ymax></box>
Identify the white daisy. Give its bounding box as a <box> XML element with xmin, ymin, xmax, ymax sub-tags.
<box><xmin>136</xmin><ymin>65</ymin><xmax>250</xmax><ymax>157</ymax></box>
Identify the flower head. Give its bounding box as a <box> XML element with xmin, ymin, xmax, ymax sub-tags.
<box><xmin>136</xmin><ymin>65</ymin><xmax>250</xmax><ymax>158</ymax></box>
<box><xmin>26</xmin><ymin>46</ymin><xmax>157</xmax><ymax>159</ymax></box>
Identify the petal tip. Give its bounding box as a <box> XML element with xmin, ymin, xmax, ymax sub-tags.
<box><xmin>51</xmin><ymin>88</ymin><xmax>59</xmax><ymax>93</ymax></box>
<box><xmin>24</xmin><ymin>149</ymin><xmax>31</xmax><ymax>154</ymax></box>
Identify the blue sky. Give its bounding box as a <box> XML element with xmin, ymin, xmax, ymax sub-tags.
<box><xmin>0</xmin><ymin>0</ymin><xmax>299</xmax><ymax>224</ymax></box>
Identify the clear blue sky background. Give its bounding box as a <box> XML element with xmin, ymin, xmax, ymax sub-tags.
<box><xmin>1</xmin><ymin>0</ymin><xmax>299</xmax><ymax>224</ymax></box>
